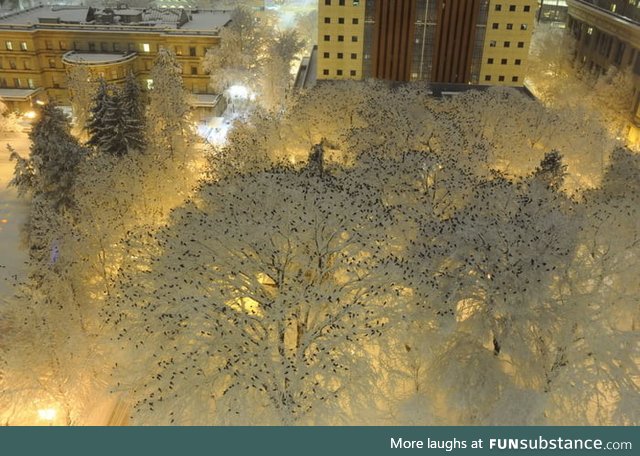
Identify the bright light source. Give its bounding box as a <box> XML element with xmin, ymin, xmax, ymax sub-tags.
<box><xmin>35</xmin><ymin>100</ymin><xmax>45</xmax><ymax>106</ymax></box>
<box><xmin>23</xmin><ymin>111</ymin><xmax>37</xmax><ymax>119</ymax></box>
<box><xmin>227</xmin><ymin>84</ymin><xmax>252</xmax><ymax>100</ymax></box>
<box><xmin>38</xmin><ymin>408</ymin><xmax>57</xmax><ymax>421</ymax></box>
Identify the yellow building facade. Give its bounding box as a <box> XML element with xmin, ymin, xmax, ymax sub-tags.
<box><xmin>0</xmin><ymin>5</ymin><xmax>230</xmax><ymax>112</ymax></box>
<box><xmin>317</xmin><ymin>0</ymin><xmax>536</xmax><ymax>87</ymax></box>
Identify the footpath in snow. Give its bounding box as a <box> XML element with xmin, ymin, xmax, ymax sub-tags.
<box><xmin>0</xmin><ymin>131</ymin><xmax>30</xmax><ymax>301</ymax></box>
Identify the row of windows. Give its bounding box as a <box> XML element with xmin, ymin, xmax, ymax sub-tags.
<box><xmin>4</xmin><ymin>40</ymin><xmax>203</xmax><ymax>57</ymax></box>
<box><xmin>324</xmin><ymin>17</ymin><xmax>360</xmax><ymax>24</ymax></box>
<box><xmin>323</xmin><ymin>51</ymin><xmax>358</xmax><ymax>59</ymax></box>
<box><xmin>494</xmin><ymin>4</ymin><xmax>532</xmax><ymax>12</ymax></box>
<box><xmin>4</xmin><ymin>41</ymin><xmax>29</xmax><ymax>51</ymax></box>
<box><xmin>488</xmin><ymin>40</ymin><xmax>526</xmax><ymax>48</ymax></box>
<box><xmin>322</xmin><ymin>68</ymin><xmax>358</xmax><ymax>76</ymax></box>
<box><xmin>484</xmin><ymin>75</ymin><xmax>520</xmax><ymax>82</ymax></box>
<box><xmin>0</xmin><ymin>77</ymin><xmax>36</xmax><ymax>88</ymax></box>
<box><xmin>487</xmin><ymin>57</ymin><xmax>522</xmax><ymax>65</ymax></box>
<box><xmin>324</xmin><ymin>0</ymin><xmax>360</xmax><ymax>5</ymax></box>
<box><xmin>491</xmin><ymin>23</ymin><xmax>528</xmax><ymax>30</ymax></box>
<box><xmin>323</xmin><ymin>34</ymin><xmax>359</xmax><ymax>42</ymax></box>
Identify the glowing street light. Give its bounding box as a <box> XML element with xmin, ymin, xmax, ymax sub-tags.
<box><xmin>37</xmin><ymin>408</ymin><xmax>57</xmax><ymax>423</ymax></box>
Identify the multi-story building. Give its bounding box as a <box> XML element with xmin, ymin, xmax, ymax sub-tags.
<box><xmin>566</xmin><ymin>0</ymin><xmax>640</xmax><ymax>124</ymax></box>
<box><xmin>317</xmin><ymin>0</ymin><xmax>537</xmax><ymax>86</ymax></box>
<box><xmin>0</xmin><ymin>5</ymin><xmax>231</xmax><ymax>113</ymax></box>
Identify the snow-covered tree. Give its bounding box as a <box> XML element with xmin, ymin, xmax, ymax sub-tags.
<box><xmin>111</xmin><ymin>159</ymin><xmax>404</xmax><ymax>425</ymax></box>
<box><xmin>260</xmin><ymin>29</ymin><xmax>305</xmax><ymax>111</ymax></box>
<box><xmin>147</xmin><ymin>48</ymin><xmax>194</xmax><ymax>158</ymax></box>
<box><xmin>9</xmin><ymin>103</ymin><xmax>86</xmax><ymax>210</ymax></box>
<box><xmin>86</xmin><ymin>78</ymin><xmax>112</xmax><ymax>150</ymax></box>
<box><xmin>66</xmin><ymin>65</ymin><xmax>97</xmax><ymax>136</ymax></box>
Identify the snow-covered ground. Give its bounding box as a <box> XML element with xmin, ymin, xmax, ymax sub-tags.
<box><xmin>0</xmin><ymin>131</ymin><xmax>30</xmax><ymax>301</ymax></box>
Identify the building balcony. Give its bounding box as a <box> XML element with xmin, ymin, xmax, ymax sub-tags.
<box><xmin>61</xmin><ymin>50</ymin><xmax>138</xmax><ymax>67</ymax></box>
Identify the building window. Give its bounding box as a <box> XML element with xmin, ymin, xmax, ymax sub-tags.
<box><xmin>323</xmin><ymin>52</ymin><xmax>330</xmax><ymax>58</ymax></box>
<box><xmin>325</xmin><ymin>0</ymin><xmax>330</xmax><ymax>5</ymax></box>
<box><xmin>141</xmin><ymin>43</ymin><xmax>150</xmax><ymax>53</ymax></box>
<box><xmin>611</xmin><ymin>3</ymin><xmax>617</xmax><ymax>11</ymax></box>
<box><xmin>352</xmin><ymin>18</ymin><xmax>359</xmax><ymax>24</ymax></box>
<box><xmin>48</xmin><ymin>58</ymin><xmax>55</xmax><ymax>69</ymax></box>
<box><xmin>492</xmin><ymin>23</ymin><xmax>499</xmax><ymax>29</ymax></box>
<box><xmin>524</xmin><ymin>5</ymin><xmax>530</xmax><ymax>11</ymax></box>
<box><xmin>512</xmin><ymin>76</ymin><xmax>519</xmax><ymax>82</ymax></box>
<box><xmin>350</xmin><ymin>70</ymin><xmax>356</xmax><ymax>76</ymax></box>
<box><xmin>488</xmin><ymin>58</ymin><xmax>494</xmax><ymax>64</ymax></box>
<box><xmin>509</xmin><ymin>5</ymin><xmax>516</xmax><ymax>11</ymax></box>
<box><xmin>191</xmin><ymin>66</ymin><xmax>198</xmax><ymax>75</ymax></box>
<box><xmin>339</xmin><ymin>0</ymin><xmax>345</xmax><ymax>5</ymax></box>
<box><xmin>0</xmin><ymin>78</ymin><xmax>6</xmax><ymax>87</ymax></box>
<box><xmin>501</xmin><ymin>58</ymin><xmax>507</xmax><ymax>64</ymax></box>
<box><xmin>495</xmin><ymin>4</ymin><xmax>502</xmax><ymax>10</ymax></box>
<box><xmin>5</xmin><ymin>41</ymin><xmax>12</xmax><ymax>51</ymax></box>
<box><xmin>498</xmin><ymin>75</ymin><xmax>505</xmax><ymax>81</ymax></box>
<box><xmin>9</xmin><ymin>59</ymin><xmax>16</xmax><ymax>69</ymax></box>
<box><xmin>20</xmin><ymin>42</ymin><xmax>27</xmax><ymax>51</ymax></box>
<box><xmin>506</xmin><ymin>23</ymin><xmax>513</xmax><ymax>30</ymax></box>
<box><xmin>518</xmin><ymin>42</ymin><xmax>525</xmax><ymax>48</ymax></box>
<box><xmin>338</xmin><ymin>17</ymin><xmax>345</xmax><ymax>24</ymax></box>
<box><xmin>353</xmin><ymin>0</ymin><xmax>360</xmax><ymax>5</ymax></box>
<box><xmin>587</xmin><ymin>27</ymin><xmax>593</xmax><ymax>35</ymax></box>
<box><xmin>324</xmin><ymin>17</ymin><xmax>331</xmax><ymax>23</ymax></box>
<box><xmin>485</xmin><ymin>75</ymin><xmax>491</xmax><ymax>81</ymax></box>
<box><xmin>189</xmin><ymin>47</ymin><xmax>196</xmax><ymax>56</ymax></box>
<box><xmin>337</xmin><ymin>52</ymin><xmax>344</xmax><ymax>59</ymax></box>
<box><xmin>89</xmin><ymin>42</ymin><xmax>96</xmax><ymax>51</ymax></box>
<box><xmin>113</xmin><ymin>43</ymin><xmax>120</xmax><ymax>52</ymax></box>
<box><xmin>515</xmin><ymin>59</ymin><xmax>522</xmax><ymax>65</ymax></box>
<box><xmin>324</xmin><ymin>35</ymin><xmax>331</xmax><ymax>41</ymax></box>
<box><xmin>175</xmin><ymin>46</ymin><xmax>183</xmax><ymax>55</ymax></box>
<box><xmin>322</xmin><ymin>69</ymin><xmax>329</xmax><ymax>75</ymax></box>
<box><xmin>45</xmin><ymin>40</ymin><xmax>52</xmax><ymax>50</ymax></box>
<box><xmin>14</xmin><ymin>78</ymin><xmax>21</xmax><ymax>88</ymax></box>
<box><xmin>351</xmin><ymin>53</ymin><xmax>357</xmax><ymax>59</ymax></box>
<box><xmin>504</xmin><ymin>41</ymin><xmax>511</xmax><ymax>47</ymax></box>
<box><xmin>338</xmin><ymin>35</ymin><xmax>344</xmax><ymax>41</ymax></box>
<box><xmin>59</xmin><ymin>41</ymin><xmax>66</xmax><ymax>50</ymax></box>
<box><xmin>22</xmin><ymin>60</ymin><xmax>29</xmax><ymax>70</ymax></box>
<box><xmin>101</xmin><ymin>42</ymin><xmax>108</xmax><ymax>51</ymax></box>
<box><xmin>145</xmin><ymin>79</ymin><xmax>154</xmax><ymax>90</ymax></box>
<box><xmin>337</xmin><ymin>69</ymin><xmax>343</xmax><ymax>75</ymax></box>
<box><xmin>520</xmin><ymin>24</ymin><xmax>528</xmax><ymax>30</ymax></box>
<box><xmin>489</xmin><ymin>40</ymin><xmax>497</xmax><ymax>47</ymax></box>
<box><xmin>352</xmin><ymin>36</ymin><xmax>358</xmax><ymax>42</ymax></box>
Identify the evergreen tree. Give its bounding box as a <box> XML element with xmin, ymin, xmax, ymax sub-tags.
<box><xmin>10</xmin><ymin>103</ymin><xmax>86</xmax><ymax>209</ymax></box>
<box><xmin>86</xmin><ymin>78</ymin><xmax>111</xmax><ymax>150</ymax></box>
<box><xmin>98</xmin><ymin>89</ymin><xmax>145</xmax><ymax>155</ymax></box>
<box><xmin>534</xmin><ymin>150</ymin><xmax>567</xmax><ymax>190</ymax></box>
<box><xmin>121</xmin><ymin>71</ymin><xmax>146</xmax><ymax>149</ymax></box>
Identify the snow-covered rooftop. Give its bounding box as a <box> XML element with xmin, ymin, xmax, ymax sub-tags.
<box><xmin>0</xmin><ymin>5</ymin><xmax>231</xmax><ymax>34</ymax></box>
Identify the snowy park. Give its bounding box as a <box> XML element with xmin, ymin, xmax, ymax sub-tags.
<box><xmin>0</xmin><ymin>6</ymin><xmax>638</xmax><ymax>427</ymax></box>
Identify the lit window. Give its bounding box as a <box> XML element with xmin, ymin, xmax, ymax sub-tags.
<box><xmin>142</xmin><ymin>43</ymin><xmax>150</xmax><ymax>52</ymax></box>
<box><xmin>521</xmin><ymin>24</ymin><xmax>528</xmax><ymax>30</ymax></box>
<box><xmin>587</xmin><ymin>27</ymin><xmax>593</xmax><ymax>35</ymax></box>
<box><xmin>489</xmin><ymin>40</ymin><xmax>497</xmax><ymax>47</ymax></box>
<box><xmin>27</xmin><ymin>78</ymin><xmax>34</xmax><ymax>89</ymax></box>
<box><xmin>353</xmin><ymin>0</ymin><xmax>360</xmax><ymax>5</ymax></box>
<box><xmin>146</xmin><ymin>79</ymin><xmax>154</xmax><ymax>89</ymax></box>
<box><xmin>5</xmin><ymin>41</ymin><xmax>12</xmax><ymax>50</ymax></box>
<box><xmin>611</xmin><ymin>3</ymin><xmax>617</xmax><ymax>11</ymax></box>
<box><xmin>20</xmin><ymin>41</ymin><xmax>27</xmax><ymax>51</ymax></box>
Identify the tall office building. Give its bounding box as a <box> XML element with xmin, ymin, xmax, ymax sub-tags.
<box><xmin>317</xmin><ymin>0</ymin><xmax>537</xmax><ymax>86</ymax></box>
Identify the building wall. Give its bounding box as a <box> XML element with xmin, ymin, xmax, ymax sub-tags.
<box><xmin>480</xmin><ymin>0</ymin><xmax>537</xmax><ymax>86</ymax></box>
<box><xmin>0</xmin><ymin>28</ymin><xmax>220</xmax><ymax>110</ymax></box>
<box><xmin>317</xmin><ymin>0</ymin><xmax>366</xmax><ymax>80</ymax></box>
<box><xmin>317</xmin><ymin>0</ymin><xmax>536</xmax><ymax>86</ymax></box>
